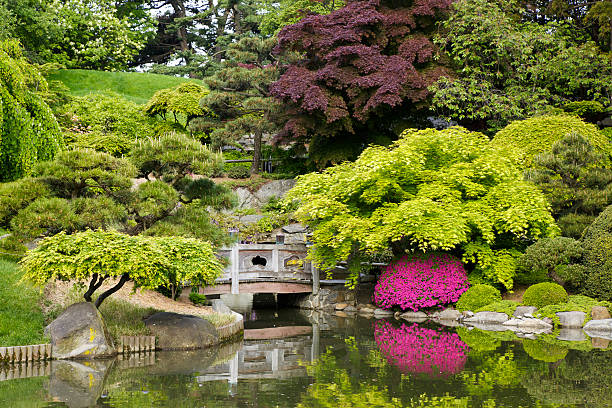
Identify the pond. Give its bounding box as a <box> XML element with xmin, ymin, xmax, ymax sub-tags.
<box><xmin>1</xmin><ymin>307</ymin><xmax>611</xmax><ymax>407</ymax></box>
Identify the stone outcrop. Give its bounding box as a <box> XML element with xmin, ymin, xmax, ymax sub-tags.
<box><xmin>235</xmin><ymin>179</ymin><xmax>296</xmax><ymax>209</ymax></box>
<box><xmin>513</xmin><ymin>306</ymin><xmax>538</xmax><ymax>318</ymax></box>
<box><xmin>144</xmin><ymin>312</ymin><xmax>219</xmax><ymax>350</ymax></box>
<box><xmin>463</xmin><ymin>311</ymin><xmax>509</xmax><ymax>324</ymax></box>
<box><xmin>590</xmin><ymin>306</ymin><xmax>611</xmax><ymax>320</ymax></box>
<box><xmin>44</xmin><ymin>302</ymin><xmax>116</xmax><ymax>360</ymax></box>
<box><xmin>556</xmin><ymin>311</ymin><xmax>586</xmax><ymax>328</ymax></box>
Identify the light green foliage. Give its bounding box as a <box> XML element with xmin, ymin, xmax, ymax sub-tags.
<box><xmin>40</xmin><ymin>0</ymin><xmax>154</xmax><ymax>70</ymax></box>
<box><xmin>0</xmin><ymin>235</ymin><xmax>26</xmax><ymax>261</ymax></box>
<box><xmin>0</xmin><ymin>178</ymin><xmax>50</xmax><ymax>227</ymax></box>
<box><xmin>286</xmin><ymin>127</ymin><xmax>558</xmax><ymax>287</ymax></box>
<box><xmin>189</xmin><ymin>291</ymin><xmax>208</xmax><ymax>306</ymax></box>
<box><xmin>475</xmin><ymin>300</ymin><xmax>520</xmax><ymax>317</ymax></box>
<box><xmin>46</xmin><ymin>69</ymin><xmax>200</xmax><ymax>104</ymax></box>
<box><xmin>431</xmin><ymin>0</ymin><xmax>612</xmax><ymax>131</ymax></box>
<box><xmin>0</xmin><ymin>260</ymin><xmax>45</xmax><ymax>346</ymax></box>
<box><xmin>491</xmin><ymin>115</ymin><xmax>611</xmax><ymax>168</ymax></box>
<box><xmin>456</xmin><ymin>284</ymin><xmax>502</xmax><ymax>312</ymax></box>
<box><xmin>525</xmin><ymin>133</ymin><xmax>612</xmax><ymax>238</ymax></box>
<box><xmin>20</xmin><ymin>230</ymin><xmax>225</xmax><ymax>304</ymax></box>
<box><xmin>0</xmin><ymin>39</ymin><xmax>63</xmax><ymax>181</ymax></box>
<box><xmin>537</xmin><ymin>295</ymin><xmax>612</xmax><ymax>326</ymax></box>
<box><xmin>144</xmin><ymin>82</ymin><xmax>209</xmax><ymax>128</ymax></box>
<box><xmin>522</xmin><ymin>282</ymin><xmax>568</xmax><ymax>308</ymax></box>
<box><xmin>130</xmin><ymin>133</ymin><xmax>224</xmax><ymax>185</ymax></box>
<box><xmin>258</xmin><ymin>0</ymin><xmax>345</xmax><ymax>35</ymax></box>
<box><xmin>517</xmin><ymin>237</ymin><xmax>584</xmax><ymax>285</ymax></box>
<box><xmin>522</xmin><ymin>339</ymin><xmax>568</xmax><ymax>363</ymax></box>
<box><xmin>62</xmin><ymin>92</ymin><xmax>156</xmax><ymax>156</ymax></box>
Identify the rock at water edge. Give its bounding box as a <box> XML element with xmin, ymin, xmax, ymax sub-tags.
<box><xmin>590</xmin><ymin>306</ymin><xmax>611</xmax><ymax>320</ymax></box>
<box><xmin>463</xmin><ymin>312</ymin><xmax>509</xmax><ymax>324</ymax></box>
<box><xmin>556</xmin><ymin>311</ymin><xmax>586</xmax><ymax>328</ymax></box>
<box><xmin>145</xmin><ymin>312</ymin><xmax>219</xmax><ymax>350</ymax></box>
<box><xmin>513</xmin><ymin>306</ymin><xmax>538</xmax><ymax>318</ymax></box>
<box><xmin>44</xmin><ymin>302</ymin><xmax>116</xmax><ymax>360</ymax></box>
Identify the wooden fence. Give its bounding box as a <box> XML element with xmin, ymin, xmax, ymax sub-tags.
<box><xmin>0</xmin><ymin>344</ymin><xmax>52</xmax><ymax>364</ymax></box>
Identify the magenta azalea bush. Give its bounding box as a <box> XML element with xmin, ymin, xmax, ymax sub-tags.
<box><xmin>374</xmin><ymin>321</ymin><xmax>469</xmax><ymax>377</ymax></box>
<box><xmin>373</xmin><ymin>253</ymin><xmax>469</xmax><ymax>311</ymax></box>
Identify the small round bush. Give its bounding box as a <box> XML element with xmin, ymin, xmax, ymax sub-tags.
<box><xmin>455</xmin><ymin>284</ymin><xmax>501</xmax><ymax>312</ymax></box>
<box><xmin>522</xmin><ymin>282</ymin><xmax>568</xmax><ymax>308</ymax></box>
<box><xmin>226</xmin><ymin>165</ymin><xmax>250</xmax><ymax>179</ymax></box>
<box><xmin>373</xmin><ymin>253</ymin><xmax>469</xmax><ymax>311</ymax></box>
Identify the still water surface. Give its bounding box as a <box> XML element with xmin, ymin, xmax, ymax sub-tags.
<box><xmin>1</xmin><ymin>307</ymin><xmax>610</xmax><ymax>407</ymax></box>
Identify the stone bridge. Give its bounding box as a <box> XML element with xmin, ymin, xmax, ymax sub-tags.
<box><xmin>201</xmin><ymin>243</ymin><xmax>322</xmax><ymax>295</ymax></box>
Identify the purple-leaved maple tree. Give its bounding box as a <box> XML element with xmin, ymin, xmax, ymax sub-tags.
<box><xmin>271</xmin><ymin>0</ymin><xmax>452</xmax><ymax>166</ymax></box>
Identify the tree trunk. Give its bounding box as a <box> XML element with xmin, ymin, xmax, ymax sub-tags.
<box><xmin>251</xmin><ymin>129</ymin><xmax>262</xmax><ymax>174</ymax></box>
<box><xmin>83</xmin><ymin>273</ymin><xmax>107</xmax><ymax>302</ymax></box>
<box><xmin>94</xmin><ymin>273</ymin><xmax>130</xmax><ymax>308</ymax></box>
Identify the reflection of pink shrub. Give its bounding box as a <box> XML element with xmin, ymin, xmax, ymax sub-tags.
<box><xmin>373</xmin><ymin>253</ymin><xmax>469</xmax><ymax>311</ymax></box>
<box><xmin>374</xmin><ymin>321</ymin><xmax>468</xmax><ymax>377</ymax></box>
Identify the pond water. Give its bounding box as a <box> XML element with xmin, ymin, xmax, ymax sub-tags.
<box><xmin>1</xmin><ymin>306</ymin><xmax>611</xmax><ymax>407</ymax></box>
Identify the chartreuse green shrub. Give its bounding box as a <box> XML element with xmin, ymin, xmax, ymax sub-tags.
<box><xmin>62</xmin><ymin>92</ymin><xmax>156</xmax><ymax>156</ymax></box>
<box><xmin>491</xmin><ymin>115</ymin><xmax>610</xmax><ymax>168</ymax></box>
<box><xmin>20</xmin><ymin>230</ymin><xmax>225</xmax><ymax>308</ymax></box>
<box><xmin>0</xmin><ymin>39</ymin><xmax>63</xmax><ymax>181</ymax></box>
<box><xmin>144</xmin><ymin>82</ymin><xmax>209</xmax><ymax>128</ymax></box>
<box><xmin>522</xmin><ymin>282</ymin><xmax>568</xmax><ymax>308</ymax></box>
<box><xmin>537</xmin><ymin>295</ymin><xmax>612</xmax><ymax>326</ymax></box>
<box><xmin>286</xmin><ymin>127</ymin><xmax>559</xmax><ymax>288</ymax></box>
<box><xmin>456</xmin><ymin>284</ymin><xmax>501</xmax><ymax>312</ymax></box>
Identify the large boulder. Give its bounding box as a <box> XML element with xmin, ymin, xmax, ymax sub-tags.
<box><xmin>513</xmin><ymin>306</ymin><xmax>538</xmax><ymax>318</ymax></box>
<box><xmin>45</xmin><ymin>302</ymin><xmax>116</xmax><ymax>359</ymax></box>
<box><xmin>590</xmin><ymin>306</ymin><xmax>611</xmax><ymax>320</ymax></box>
<box><xmin>556</xmin><ymin>311</ymin><xmax>586</xmax><ymax>328</ymax></box>
<box><xmin>144</xmin><ymin>312</ymin><xmax>219</xmax><ymax>350</ymax></box>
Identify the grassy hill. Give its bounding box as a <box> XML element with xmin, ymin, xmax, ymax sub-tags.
<box><xmin>47</xmin><ymin>69</ymin><xmax>202</xmax><ymax>104</ymax></box>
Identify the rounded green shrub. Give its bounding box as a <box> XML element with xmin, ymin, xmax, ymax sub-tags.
<box><xmin>522</xmin><ymin>282</ymin><xmax>568</xmax><ymax>308</ymax></box>
<box><xmin>455</xmin><ymin>284</ymin><xmax>501</xmax><ymax>311</ymax></box>
<box><xmin>226</xmin><ymin>165</ymin><xmax>250</xmax><ymax>179</ymax></box>
<box><xmin>491</xmin><ymin>115</ymin><xmax>610</xmax><ymax>168</ymax></box>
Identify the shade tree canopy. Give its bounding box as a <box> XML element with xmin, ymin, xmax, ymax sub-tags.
<box><xmin>285</xmin><ymin>127</ymin><xmax>559</xmax><ymax>288</ymax></box>
<box><xmin>20</xmin><ymin>229</ymin><xmax>225</xmax><ymax>307</ymax></box>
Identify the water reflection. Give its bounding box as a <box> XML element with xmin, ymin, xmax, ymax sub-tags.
<box><xmin>0</xmin><ymin>311</ymin><xmax>611</xmax><ymax>407</ymax></box>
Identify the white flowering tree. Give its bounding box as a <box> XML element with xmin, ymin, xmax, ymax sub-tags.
<box><xmin>46</xmin><ymin>0</ymin><xmax>154</xmax><ymax>70</ymax></box>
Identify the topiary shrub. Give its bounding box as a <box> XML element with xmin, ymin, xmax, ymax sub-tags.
<box><xmin>373</xmin><ymin>253</ymin><xmax>469</xmax><ymax>311</ymax></box>
<box><xmin>226</xmin><ymin>165</ymin><xmax>250</xmax><ymax>179</ymax></box>
<box><xmin>455</xmin><ymin>284</ymin><xmax>501</xmax><ymax>312</ymax></box>
<box><xmin>491</xmin><ymin>115</ymin><xmax>611</xmax><ymax>168</ymax></box>
<box><xmin>522</xmin><ymin>282</ymin><xmax>568</xmax><ymax>308</ymax></box>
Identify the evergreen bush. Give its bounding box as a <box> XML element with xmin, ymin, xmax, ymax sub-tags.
<box><xmin>455</xmin><ymin>284</ymin><xmax>501</xmax><ymax>312</ymax></box>
<box><xmin>580</xmin><ymin>205</ymin><xmax>612</xmax><ymax>301</ymax></box>
<box><xmin>522</xmin><ymin>282</ymin><xmax>568</xmax><ymax>308</ymax></box>
<box><xmin>517</xmin><ymin>237</ymin><xmax>583</xmax><ymax>285</ymax></box>
<box><xmin>226</xmin><ymin>166</ymin><xmax>250</xmax><ymax>179</ymax></box>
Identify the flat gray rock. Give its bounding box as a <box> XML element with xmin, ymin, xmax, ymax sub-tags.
<box><xmin>145</xmin><ymin>312</ymin><xmax>219</xmax><ymax>350</ymax></box>
<box><xmin>438</xmin><ymin>308</ymin><xmax>462</xmax><ymax>321</ymax></box>
<box><xmin>463</xmin><ymin>311</ymin><xmax>509</xmax><ymax>324</ymax></box>
<box><xmin>374</xmin><ymin>308</ymin><xmax>394</xmax><ymax>316</ymax></box>
<box><xmin>282</xmin><ymin>223</ymin><xmax>307</xmax><ymax>234</ymax></box>
<box><xmin>513</xmin><ymin>306</ymin><xmax>538</xmax><ymax>318</ymax></box>
<box><xmin>556</xmin><ymin>311</ymin><xmax>586</xmax><ymax>328</ymax></box>
<box><xmin>583</xmin><ymin>319</ymin><xmax>612</xmax><ymax>339</ymax></box>
<box><xmin>399</xmin><ymin>311</ymin><xmax>428</xmax><ymax>321</ymax></box>
<box><xmin>45</xmin><ymin>302</ymin><xmax>116</xmax><ymax>360</ymax></box>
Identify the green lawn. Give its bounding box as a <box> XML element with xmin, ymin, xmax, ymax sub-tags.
<box><xmin>0</xmin><ymin>260</ymin><xmax>45</xmax><ymax>346</ymax></box>
<box><xmin>47</xmin><ymin>69</ymin><xmax>203</xmax><ymax>104</ymax></box>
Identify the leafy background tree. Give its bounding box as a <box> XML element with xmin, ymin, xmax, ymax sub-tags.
<box><xmin>271</xmin><ymin>0</ymin><xmax>453</xmax><ymax>167</ymax></box>
<box><xmin>430</xmin><ymin>0</ymin><xmax>612</xmax><ymax>133</ymax></box>
<box><xmin>285</xmin><ymin>127</ymin><xmax>558</xmax><ymax>288</ymax></box>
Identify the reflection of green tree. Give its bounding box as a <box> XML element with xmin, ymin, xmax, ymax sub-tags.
<box><xmin>522</xmin><ymin>350</ymin><xmax>612</xmax><ymax>407</ymax></box>
<box><xmin>456</xmin><ymin>328</ymin><xmax>501</xmax><ymax>352</ymax></box>
<box><xmin>462</xmin><ymin>350</ymin><xmax>521</xmax><ymax>396</ymax></box>
<box><xmin>0</xmin><ymin>377</ymin><xmax>48</xmax><ymax>407</ymax></box>
<box><xmin>522</xmin><ymin>340</ymin><xmax>569</xmax><ymax>363</ymax></box>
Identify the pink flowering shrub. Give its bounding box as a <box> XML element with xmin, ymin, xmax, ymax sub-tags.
<box><xmin>373</xmin><ymin>253</ymin><xmax>469</xmax><ymax>311</ymax></box>
<box><xmin>374</xmin><ymin>321</ymin><xmax>469</xmax><ymax>377</ymax></box>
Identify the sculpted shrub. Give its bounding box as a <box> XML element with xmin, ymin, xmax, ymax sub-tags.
<box><xmin>522</xmin><ymin>282</ymin><xmax>568</xmax><ymax>308</ymax></box>
<box><xmin>455</xmin><ymin>284</ymin><xmax>501</xmax><ymax>312</ymax></box>
<box><xmin>374</xmin><ymin>321</ymin><xmax>469</xmax><ymax>377</ymax></box>
<box><xmin>373</xmin><ymin>253</ymin><xmax>469</xmax><ymax>311</ymax></box>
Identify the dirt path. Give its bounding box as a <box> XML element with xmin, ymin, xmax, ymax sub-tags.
<box><xmin>44</xmin><ymin>280</ymin><xmax>214</xmax><ymax>317</ymax></box>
